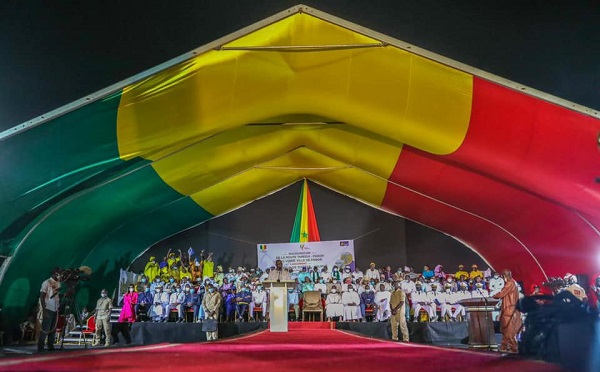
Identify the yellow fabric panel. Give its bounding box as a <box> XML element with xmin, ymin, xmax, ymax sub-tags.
<box><xmin>192</xmin><ymin>147</ymin><xmax>388</xmax><ymax>216</ymax></box>
<box><xmin>150</xmin><ymin>124</ymin><xmax>401</xmax><ymax>199</ymax></box>
<box><xmin>117</xmin><ymin>13</ymin><xmax>473</xmax><ymax>162</ymax></box>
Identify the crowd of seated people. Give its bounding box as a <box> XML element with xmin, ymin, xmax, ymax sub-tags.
<box><xmin>128</xmin><ymin>250</ymin><xmax>595</xmax><ymax>324</ymax></box>
<box><xmin>10</xmin><ymin>253</ymin><xmax>596</xmax><ymax>348</ymax></box>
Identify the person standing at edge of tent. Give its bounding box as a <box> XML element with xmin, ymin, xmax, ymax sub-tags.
<box><xmin>93</xmin><ymin>289</ymin><xmax>113</xmax><ymax>347</ymax></box>
<box><xmin>267</xmin><ymin>259</ymin><xmax>291</xmax><ymax>281</ymax></box>
<box><xmin>390</xmin><ymin>281</ymin><xmax>409</xmax><ymax>342</ymax></box>
<box><xmin>38</xmin><ymin>268</ymin><xmax>62</xmax><ymax>352</ymax></box>
<box><xmin>202</xmin><ymin>283</ymin><xmax>222</xmax><ymax>341</ymax></box>
<box><xmin>492</xmin><ymin>269</ymin><xmax>523</xmax><ymax>354</ymax></box>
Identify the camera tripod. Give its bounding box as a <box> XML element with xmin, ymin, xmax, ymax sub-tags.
<box><xmin>58</xmin><ymin>288</ymin><xmax>89</xmax><ymax>350</ymax></box>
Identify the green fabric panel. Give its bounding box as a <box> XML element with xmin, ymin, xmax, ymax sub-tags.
<box><xmin>0</xmin><ymin>164</ymin><xmax>211</xmax><ymax>324</ymax></box>
<box><xmin>0</xmin><ymin>93</ymin><xmax>123</xmax><ymax>236</ymax></box>
<box><xmin>78</xmin><ymin>197</ymin><xmax>211</xmax><ymax>308</ymax></box>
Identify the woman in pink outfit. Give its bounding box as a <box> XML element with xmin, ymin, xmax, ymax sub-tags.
<box><xmin>119</xmin><ymin>284</ymin><xmax>138</xmax><ymax>322</ymax></box>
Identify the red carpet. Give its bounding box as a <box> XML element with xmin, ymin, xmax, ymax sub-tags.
<box><xmin>284</xmin><ymin>321</ymin><xmax>333</xmax><ymax>330</ymax></box>
<box><xmin>0</xmin><ymin>326</ymin><xmax>562</xmax><ymax>371</ymax></box>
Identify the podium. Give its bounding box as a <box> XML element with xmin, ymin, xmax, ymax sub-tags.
<box><xmin>459</xmin><ymin>297</ymin><xmax>499</xmax><ymax>349</ymax></box>
<box><xmin>263</xmin><ymin>280</ymin><xmax>295</xmax><ymax>332</ymax></box>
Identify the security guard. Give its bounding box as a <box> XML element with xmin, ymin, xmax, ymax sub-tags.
<box><xmin>93</xmin><ymin>289</ymin><xmax>113</xmax><ymax>346</ymax></box>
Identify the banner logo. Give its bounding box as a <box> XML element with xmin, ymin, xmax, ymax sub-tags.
<box><xmin>259</xmin><ymin>244</ymin><xmax>267</xmax><ymax>251</ymax></box>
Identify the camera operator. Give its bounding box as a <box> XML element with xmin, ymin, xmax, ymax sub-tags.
<box><xmin>38</xmin><ymin>267</ymin><xmax>62</xmax><ymax>352</ymax></box>
<box><xmin>563</xmin><ymin>273</ymin><xmax>587</xmax><ymax>302</ymax></box>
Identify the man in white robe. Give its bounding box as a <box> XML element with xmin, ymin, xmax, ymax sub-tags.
<box><xmin>411</xmin><ymin>282</ymin><xmax>435</xmax><ymax>322</ymax></box>
<box><xmin>341</xmin><ymin>285</ymin><xmax>360</xmax><ymax>321</ymax></box>
<box><xmin>489</xmin><ymin>272</ymin><xmax>505</xmax><ymax>296</ymax></box>
<box><xmin>452</xmin><ymin>283</ymin><xmax>471</xmax><ymax>320</ymax></box>
<box><xmin>374</xmin><ymin>284</ymin><xmax>391</xmax><ymax>321</ymax></box>
<box><xmin>151</xmin><ymin>285</ymin><xmax>170</xmax><ymax>322</ymax></box>
<box><xmin>249</xmin><ymin>285</ymin><xmax>267</xmax><ymax>321</ymax></box>
<box><xmin>438</xmin><ymin>284</ymin><xmax>453</xmax><ymax>321</ymax></box>
<box><xmin>325</xmin><ymin>286</ymin><xmax>344</xmax><ymax>320</ymax></box>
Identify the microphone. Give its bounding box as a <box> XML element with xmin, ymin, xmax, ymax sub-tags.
<box><xmin>477</xmin><ymin>288</ymin><xmax>488</xmax><ymax>304</ymax></box>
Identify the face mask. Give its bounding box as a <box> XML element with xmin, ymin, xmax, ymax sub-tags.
<box><xmin>319</xmin><ymin>280</ymin><xmax>324</xmax><ymax>284</ymax></box>
<box><xmin>101</xmin><ymin>293</ymin><xmax>107</xmax><ymax>297</ymax></box>
<box><xmin>190</xmin><ymin>289</ymin><xmax>195</xmax><ymax>294</ymax></box>
<box><xmin>208</xmin><ymin>288</ymin><xmax>215</xmax><ymax>293</ymax></box>
<box><xmin>157</xmin><ymin>289</ymin><xmax>162</xmax><ymax>293</ymax></box>
<box><xmin>176</xmin><ymin>288</ymin><xmax>181</xmax><ymax>292</ymax></box>
<box><xmin>349</xmin><ymin>288</ymin><xmax>354</xmax><ymax>292</ymax></box>
<box><xmin>185</xmin><ymin>288</ymin><xmax>190</xmax><ymax>292</ymax></box>
<box><xmin>257</xmin><ymin>286</ymin><xmax>262</xmax><ymax>290</ymax></box>
<box><xmin>331</xmin><ymin>289</ymin><xmax>337</xmax><ymax>293</ymax></box>
<box><xmin>141</xmin><ymin>279</ymin><xmax>147</xmax><ymax>283</ymax></box>
<box><xmin>145</xmin><ymin>288</ymin><xmax>150</xmax><ymax>292</ymax></box>
<box><xmin>333</xmin><ymin>268</ymin><xmax>338</xmax><ymax>272</ymax></box>
<box><xmin>170</xmin><ymin>279</ymin><xmax>174</xmax><ymax>283</ymax></box>
<box><xmin>155</xmin><ymin>279</ymin><xmax>160</xmax><ymax>283</ymax></box>
<box><xmin>370</xmin><ymin>282</ymin><xmax>374</xmax><ymax>285</ymax></box>
<box><xmin>345</xmin><ymin>269</ymin><xmax>350</xmax><ymax>272</ymax></box>
<box><xmin>128</xmin><ymin>288</ymin><xmax>134</xmax><ymax>292</ymax></box>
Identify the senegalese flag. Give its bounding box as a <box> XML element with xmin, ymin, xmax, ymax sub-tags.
<box><xmin>290</xmin><ymin>179</ymin><xmax>321</xmax><ymax>243</ymax></box>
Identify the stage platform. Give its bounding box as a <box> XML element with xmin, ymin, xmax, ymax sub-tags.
<box><xmin>130</xmin><ymin>320</ymin><xmax>475</xmax><ymax>346</ymax></box>
<box><xmin>337</xmin><ymin>321</ymin><xmax>472</xmax><ymax>346</ymax></box>
<box><xmin>131</xmin><ymin>321</ymin><xmax>267</xmax><ymax>345</ymax></box>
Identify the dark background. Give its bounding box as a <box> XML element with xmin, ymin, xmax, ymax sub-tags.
<box><xmin>1</xmin><ymin>0</ymin><xmax>598</xmax><ymax>131</ymax></box>
<box><xmin>130</xmin><ymin>181</ymin><xmax>487</xmax><ymax>274</ymax></box>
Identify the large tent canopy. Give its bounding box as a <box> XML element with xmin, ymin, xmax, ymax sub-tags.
<box><xmin>1</xmin><ymin>5</ymin><xmax>599</xmax><ymax>320</ymax></box>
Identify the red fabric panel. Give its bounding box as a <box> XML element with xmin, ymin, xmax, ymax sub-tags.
<box><xmin>384</xmin><ymin>148</ymin><xmax>598</xmax><ymax>286</ymax></box>
<box><xmin>381</xmin><ymin>78</ymin><xmax>600</xmax><ymax>288</ymax></box>
<box><xmin>381</xmin><ymin>176</ymin><xmax>545</xmax><ymax>287</ymax></box>
<box><xmin>453</xmin><ymin>77</ymin><xmax>600</xmax><ymax>223</ymax></box>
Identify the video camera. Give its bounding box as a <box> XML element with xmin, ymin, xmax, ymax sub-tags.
<box><xmin>542</xmin><ymin>277</ymin><xmax>566</xmax><ymax>293</ymax></box>
<box><xmin>57</xmin><ymin>266</ymin><xmax>92</xmax><ymax>285</ymax></box>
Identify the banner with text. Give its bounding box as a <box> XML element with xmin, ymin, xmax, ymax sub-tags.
<box><xmin>257</xmin><ymin>240</ymin><xmax>355</xmax><ymax>272</ymax></box>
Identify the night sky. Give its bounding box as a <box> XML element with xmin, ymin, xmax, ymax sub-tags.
<box><xmin>1</xmin><ymin>0</ymin><xmax>599</xmax><ymax>131</ymax></box>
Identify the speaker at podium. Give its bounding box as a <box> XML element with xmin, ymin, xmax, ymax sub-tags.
<box><xmin>263</xmin><ymin>280</ymin><xmax>296</xmax><ymax>332</ymax></box>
